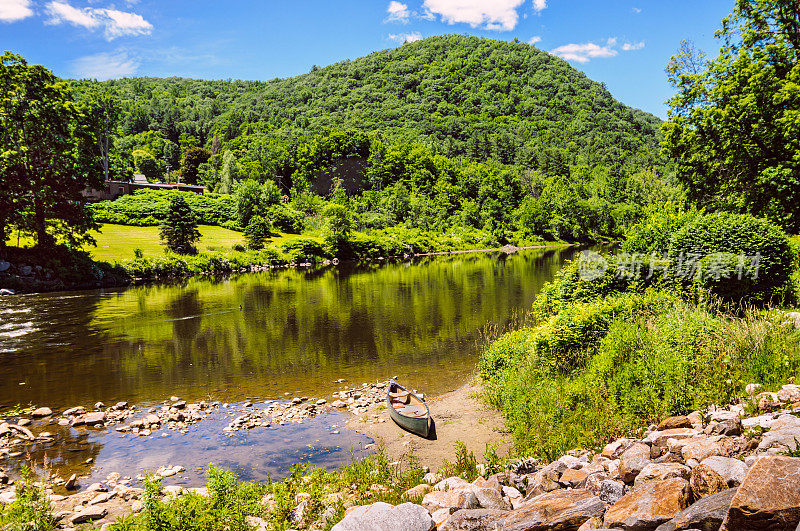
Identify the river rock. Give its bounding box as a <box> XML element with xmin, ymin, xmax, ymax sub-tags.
<box><xmin>699</xmin><ymin>456</ymin><xmax>747</xmax><ymax>487</ymax></box>
<box><xmin>31</xmin><ymin>407</ymin><xmax>53</xmax><ymax>418</ymax></box>
<box><xmin>333</xmin><ymin>502</ymin><xmax>434</xmax><ymax>531</ymax></box>
<box><xmin>75</xmin><ymin>411</ymin><xmax>106</xmax><ymax>427</ymax></box>
<box><xmin>70</xmin><ymin>506</ymin><xmax>107</xmax><ymax>525</ymax></box>
<box><xmin>658</xmin><ymin>416</ymin><xmax>693</xmax><ymax>431</ymax></box>
<box><xmin>599</xmin><ymin>479</ymin><xmax>625</xmax><ymax>505</ymax></box>
<box><xmin>681</xmin><ymin>438</ymin><xmax>724</xmax><ymax>462</ymax></box>
<box><xmin>422</xmin><ymin>490</ymin><xmax>479</xmax><ymax>513</ymax></box>
<box><xmin>603</xmin><ymin>478</ymin><xmax>692</xmax><ymax>530</ymax></box>
<box><xmin>756</xmin><ymin>425</ymin><xmax>800</xmax><ymax>454</ymax></box>
<box><xmin>720</xmin><ymin>456</ymin><xmax>800</xmax><ymax>530</ymax></box>
<box><xmin>63</xmin><ymin>406</ymin><xmax>86</xmax><ymax>417</ymax></box>
<box><xmin>633</xmin><ymin>463</ymin><xmax>691</xmax><ymax>491</ymax></box>
<box><xmin>403</xmin><ymin>484</ymin><xmax>431</xmax><ymax>500</ymax></box>
<box><xmin>654</xmin><ymin>488</ymin><xmax>737</xmax><ymax>531</ymax></box>
<box><xmin>0</xmin><ymin>261</ymin><xmax>10</xmax><ymax>272</ymax></box>
<box><xmin>440</xmin><ymin>509</ymin><xmax>507</xmax><ymax>531</ymax></box>
<box><xmin>501</xmin><ymin>489</ymin><xmax>605</xmax><ymax>531</ymax></box>
<box><xmin>620</xmin><ymin>443</ymin><xmax>651</xmax><ymax>483</ymax></box>
<box><xmin>710</xmin><ymin>418</ymin><xmax>742</xmax><ymax>437</ymax></box>
<box><xmin>689</xmin><ymin>464</ymin><xmax>727</xmax><ymax>499</ymax></box>
<box><xmin>64</xmin><ymin>474</ymin><xmax>78</xmax><ymax>490</ymax></box>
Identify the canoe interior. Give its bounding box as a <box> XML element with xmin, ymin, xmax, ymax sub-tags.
<box><xmin>387</xmin><ymin>381</ymin><xmax>430</xmax><ymax>437</ymax></box>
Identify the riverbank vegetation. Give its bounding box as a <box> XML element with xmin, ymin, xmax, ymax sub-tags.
<box><xmin>479</xmin><ymin>209</ymin><xmax>800</xmax><ymax>460</ymax></box>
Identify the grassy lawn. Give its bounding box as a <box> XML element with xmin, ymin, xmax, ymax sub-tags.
<box><xmin>90</xmin><ymin>224</ymin><xmax>306</xmax><ymax>262</ymax></box>
<box><xmin>6</xmin><ymin>223</ymin><xmax>307</xmax><ymax>262</ymax></box>
<box><xmin>88</xmin><ymin>224</ymin><xmax>246</xmax><ymax>262</ymax></box>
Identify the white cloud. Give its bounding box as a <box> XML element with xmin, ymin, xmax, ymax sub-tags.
<box><xmin>45</xmin><ymin>1</ymin><xmax>152</xmax><ymax>40</ymax></box>
<box><xmin>550</xmin><ymin>42</ymin><xmax>618</xmax><ymax>63</ymax></box>
<box><xmin>0</xmin><ymin>0</ymin><xmax>33</xmax><ymax>22</ymax></box>
<box><xmin>385</xmin><ymin>1</ymin><xmax>410</xmax><ymax>23</ymax></box>
<box><xmin>99</xmin><ymin>8</ymin><xmax>152</xmax><ymax>39</ymax></box>
<box><xmin>46</xmin><ymin>1</ymin><xmax>100</xmax><ymax>28</ymax></box>
<box><xmin>632</xmin><ymin>7</ymin><xmax>642</xmax><ymax>13</ymax></box>
<box><xmin>71</xmin><ymin>51</ymin><xmax>138</xmax><ymax>79</ymax></box>
<box><xmin>551</xmin><ymin>37</ymin><xmax>645</xmax><ymax>63</ymax></box>
<box><xmin>622</xmin><ymin>40</ymin><xmax>645</xmax><ymax>51</ymax></box>
<box><xmin>528</xmin><ymin>35</ymin><xmax>541</xmax><ymax>45</ymax></box>
<box><xmin>388</xmin><ymin>32</ymin><xmax>422</xmax><ymax>43</ymax></box>
<box><xmin>422</xmin><ymin>0</ymin><xmax>526</xmax><ymax>31</ymax></box>
<box><xmin>532</xmin><ymin>0</ymin><xmax>546</xmax><ymax>12</ymax></box>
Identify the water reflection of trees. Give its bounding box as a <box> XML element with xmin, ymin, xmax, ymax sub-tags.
<box><xmin>98</xmin><ymin>248</ymin><xmax>573</xmax><ymax>396</ymax></box>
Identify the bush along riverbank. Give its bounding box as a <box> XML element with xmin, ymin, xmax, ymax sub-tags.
<box><xmin>3</xmin><ymin>388</ymin><xmax>800</xmax><ymax>530</ymax></box>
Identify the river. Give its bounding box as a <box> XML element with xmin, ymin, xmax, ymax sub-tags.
<box><xmin>0</xmin><ymin>246</ymin><xmax>580</xmax><ymax>484</ymax></box>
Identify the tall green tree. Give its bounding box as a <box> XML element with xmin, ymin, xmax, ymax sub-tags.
<box><xmin>662</xmin><ymin>0</ymin><xmax>800</xmax><ymax>232</ymax></box>
<box><xmin>81</xmin><ymin>89</ymin><xmax>121</xmax><ymax>183</ymax></box>
<box><xmin>0</xmin><ymin>52</ymin><xmax>100</xmax><ymax>249</ymax></box>
<box><xmin>179</xmin><ymin>147</ymin><xmax>210</xmax><ymax>185</ymax></box>
<box><xmin>159</xmin><ymin>194</ymin><xmax>201</xmax><ymax>254</ymax></box>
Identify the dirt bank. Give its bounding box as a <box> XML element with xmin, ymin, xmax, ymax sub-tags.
<box><xmin>345</xmin><ymin>381</ymin><xmax>511</xmax><ymax>470</ymax></box>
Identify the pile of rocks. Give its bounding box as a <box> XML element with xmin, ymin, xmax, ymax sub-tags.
<box><xmin>115</xmin><ymin>398</ymin><xmax>215</xmax><ymax>436</ymax></box>
<box><xmin>332</xmin><ymin>382</ymin><xmax>800</xmax><ymax>531</ymax></box>
<box><xmin>330</xmin><ymin>380</ymin><xmax>403</xmax><ymax>416</ymax></box>
<box><xmin>223</xmin><ymin>397</ymin><xmax>330</xmax><ymax>432</ymax></box>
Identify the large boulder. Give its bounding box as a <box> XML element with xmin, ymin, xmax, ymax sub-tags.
<box><xmin>603</xmin><ymin>478</ymin><xmax>692</xmax><ymax>530</ymax></box>
<box><xmin>333</xmin><ymin>502</ymin><xmax>435</xmax><ymax>531</ymax></box>
<box><xmin>657</xmin><ymin>416</ymin><xmax>693</xmax><ymax>431</ymax></box>
<box><xmin>633</xmin><ymin>463</ymin><xmax>691</xmax><ymax>491</ymax></box>
<box><xmin>654</xmin><ymin>488</ymin><xmax>737</xmax><ymax>531</ymax></box>
<box><xmin>422</xmin><ymin>490</ymin><xmax>479</xmax><ymax>513</ymax></box>
<box><xmin>689</xmin><ymin>464</ymin><xmax>727</xmax><ymax>499</ymax></box>
<box><xmin>720</xmin><ymin>456</ymin><xmax>800</xmax><ymax>530</ymax></box>
<box><xmin>599</xmin><ymin>479</ymin><xmax>625</xmax><ymax>505</ymax></box>
<box><xmin>756</xmin><ymin>425</ymin><xmax>800</xmax><ymax>454</ymax></box>
<box><xmin>439</xmin><ymin>509</ymin><xmax>508</xmax><ymax>530</ymax></box>
<box><xmin>620</xmin><ymin>443</ymin><xmax>652</xmax><ymax>483</ymax></box>
<box><xmin>502</xmin><ymin>489</ymin><xmax>605</xmax><ymax>531</ymax></box>
<box><xmin>699</xmin><ymin>456</ymin><xmax>747</xmax><ymax>487</ymax></box>
<box><xmin>681</xmin><ymin>438</ymin><xmax>725</xmax><ymax>462</ymax></box>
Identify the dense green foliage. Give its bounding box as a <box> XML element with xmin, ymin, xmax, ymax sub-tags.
<box><xmin>244</xmin><ymin>215</ymin><xmax>271</xmax><ymax>250</ymax></box>
<box><xmin>160</xmin><ymin>195</ymin><xmax>201</xmax><ymax>254</ymax></box>
<box><xmin>668</xmin><ymin>212</ymin><xmax>795</xmax><ymax>303</ymax></box>
<box><xmin>662</xmin><ymin>0</ymin><xmax>800</xmax><ymax>232</ymax></box>
<box><xmin>480</xmin><ymin>208</ymin><xmax>800</xmax><ymax>459</ymax></box>
<box><xmin>0</xmin><ymin>52</ymin><xmax>102</xmax><ymax>250</ymax></box>
<box><xmin>64</xmin><ymin>35</ymin><xmax>677</xmax><ymax>247</ymax></box>
<box><xmin>89</xmin><ymin>190</ymin><xmax>236</xmax><ymax>227</ymax></box>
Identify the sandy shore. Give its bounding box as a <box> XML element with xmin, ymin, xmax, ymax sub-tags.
<box><xmin>345</xmin><ymin>381</ymin><xmax>511</xmax><ymax>470</ymax></box>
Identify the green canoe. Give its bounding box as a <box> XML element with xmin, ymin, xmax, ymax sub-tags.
<box><xmin>387</xmin><ymin>380</ymin><xmax>430</xmax><ymax>438</ymax></box>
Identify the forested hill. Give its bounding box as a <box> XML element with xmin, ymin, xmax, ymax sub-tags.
<box><xmin>74</xmin><ymin>35</ymin><xmax>662</xmax><ymax>170</ymax></box>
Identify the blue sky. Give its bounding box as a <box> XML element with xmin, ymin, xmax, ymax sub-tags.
<box><xmin>1</xmin><ymin>0</ymin><xmax>733</xmax><ymax>118</ymax></box>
